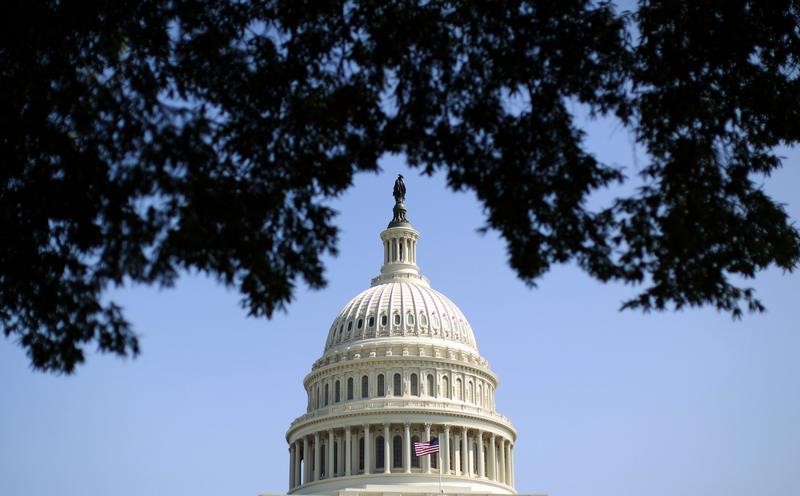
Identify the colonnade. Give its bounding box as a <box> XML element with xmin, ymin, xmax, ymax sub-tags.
<box><xmin>383</xmin><ymin>235</ymin><xmax>417</xmax><ymax>265</ymax></box>
<box><xmin>288</xmin><ymin>423</ymin><xmax>514</xmax><ymax>490</ymax></box>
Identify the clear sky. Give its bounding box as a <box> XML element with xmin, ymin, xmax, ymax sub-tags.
<box><xmin>1</xmin><ymin>110</ymin><xmax>798</xmax><ymax>496</ymax></box>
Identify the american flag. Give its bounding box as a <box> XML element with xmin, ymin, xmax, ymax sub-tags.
<box><xmin>414</xmin><ymin>437</ymin><xmax>440</xmax><ymax>456</ymax></box>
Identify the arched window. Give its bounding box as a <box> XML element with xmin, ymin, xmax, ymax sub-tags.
<box><xmin>315</xmin><ymin>386</ymin><xmax>320</xmax><ymax>408</ymax></box>
<box><xmin>455</xmin><ymin>378</ymin><xmax>462</xmax><ymax>401</ymax></box>
<box><xmin>359</xmin><ymin>437</ymin><xmax>365</xmax><ymax>471</ymax></box>
<box><xmin>393</xmin><ymin>373</ymin><xmax>402</xmax><ymax>396</ymax></box>
<box><xmin>348</xmin><ymin>321</ymin><xmax>353</xmax><ymax>331</ymax></box>
<box><xmin>335</xmin><ymin>380</ymin><xmax>341</xmax><ymax>403</ymax></box>
<box><xmin>361</xmin><ymin>375</ymin><xmax>369</xmax><ymax>398</ymax></box>
<box><xmin>407</xmin><ymin>313</ymin><xmax>415</xmax><ymax>325</ymax></box>
<box><xmin>377</xmin><ymin>374</ymin><xmax>385</xmax><ymax>397</ymax></box>
<box><xmin>467</xmin><ymin>381</ymin><xmax>473</xmax><ymax>403</ymax></box>
<box><xmin>443</xmin><ymin>376</ymin><xmax>450</xmax><ymax>399</ymax></box>
<box><xmin>393</xmin><ymin>435</ymin><xmax>403</xmax><ymax>468</ymax></box>
<box><xmin>476</xmin><ymin>383</ymin><xmax>481</xmax><ymax>407</ymax></box>
<box><xmin>393</xmin><ymin>314</ymin><xmax>401</xmax><ymax>326</ymax></box>
<box><xmin>410</xmin><ymin>374</ymin><xmax>419</xmax><ymax>396</ymax></box>
<box><xmin>368</xmin><ymin>316</ymin><xmax>375</xmax><ymax>327</ymax></box>
<box><xmin>324</xmin><ymin>383</ymin><xmax>329</xmax><ymax>406</ymax></box>
<box><xmin>375</xmin><ymin>436</ymin><xmax>385</xmax><ymax>469</ymax></box>
<box><xmin>381</xmin><ymin>314</ymin><xmax>388</xmax><ymax>326</ymax></box>
<box><xmin>357</xmin><ymin>318</ymin><xmax>363</xmax><ymax>329</ymax></box>
<box><xmin>427</xmin><ymin>374</ymin><xmax>435</xmax><ymax>397</ymax></box>
<box><xmin>347</xmin><ymin>377</ymin><xmax>354</xmax><ymax>400</ymax></box>
<box><xmin>411</xmin><ymin>435</ymin><xmax>420</xmax><ymax>468</ymax></box>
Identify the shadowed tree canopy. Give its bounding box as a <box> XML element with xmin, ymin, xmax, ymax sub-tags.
<box><xmin>2</xmin><ymin>0</ymin><xmax>799</xmax><ymax>373</ymax></box>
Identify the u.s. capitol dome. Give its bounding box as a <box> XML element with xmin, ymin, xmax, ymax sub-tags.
<box><xmin>285</xmin><ymin>178</ymin><xmax>518</xmax><ymax>495</ymax></box>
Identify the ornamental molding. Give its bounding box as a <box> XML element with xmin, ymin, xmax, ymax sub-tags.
<box><xmin>315</xmin><ymin>341</ymin><xmax>489</xmax><ymax>370</ymax></box>
<box><xmin>287</xmin><ymin>414</ymin><xmax>516</xmax><ymax>446</ymax></box>
<box><xmin>287</xmin><ymin>402</ymin><xmax>516</xmax><ymax>441</ymax></box>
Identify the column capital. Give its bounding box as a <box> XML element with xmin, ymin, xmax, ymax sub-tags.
<box><xmin>424</xmin><ymin>422</ymin><xmax>432</xmax><ymax>429</ymax></box>
<box><xmin>443</xmin><ymin>424</ymin><xmax>450</xmax><ymax>432</ymax></box>
<box><xmin>403</xmin><ymin>421</ymin><xmax>410</xmax><ymax>428</ymax></box>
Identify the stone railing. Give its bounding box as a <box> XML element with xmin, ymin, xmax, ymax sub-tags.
<box><xmin>369</xmin><ymin>271</ymin><xmax>430</xmax><ymax>286</ymax></box>
<box><xmin>289</xmin><ymin>398</ymin><xmax>514</xmax><ymax>429</ymax></box>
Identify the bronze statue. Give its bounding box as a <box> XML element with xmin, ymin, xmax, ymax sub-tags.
<box><xmin>393</xmin><ymin>174</ymin><xmax>406</xmax><ymax>203</ymax></box>
<box><xmin>390</xmin><ymin>174</ymin><xmax>408</xmax><ymax>225</ymax></box>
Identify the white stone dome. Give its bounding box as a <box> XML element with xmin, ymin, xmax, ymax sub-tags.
<box><xmin>285</xmin><ymin>181</ymin><xmax>517</xmax><ymax>496</ymax></box>
<box><xmin>324</xmin><ymin>281</ymin><xmax>478</xmax><ymax>354</ymax></box>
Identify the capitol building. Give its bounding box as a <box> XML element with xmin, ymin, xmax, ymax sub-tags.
<box><xmin>278</xmin><ymin>179</ymin><xmax>533</xmax><ymax>496</ymax></box>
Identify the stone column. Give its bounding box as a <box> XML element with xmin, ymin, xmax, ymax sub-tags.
<box><xmin>363</xmin><ymin>424</ymin><xmax>371</xmax><ymax>474</ymax></box>
<box><xmin>477</xmin><ymin>431</ymin><xmax>485</xmax><ymax>478</ymax></box>
<box><xmin>313</xmin><ymin>432</ymin><xmax>321</xmax><ymax>481</ymax></box>
<box><xmin>442</xmin><ymin>425</ymin><xmax>451</xmax><ymax>474</ymax></box>
<box><xmin>336</xmin><ymin>434</ymin><xmax>344</xmax><ymax>477</ymax></box>
<box><xmin>328</xmin><ymin>429</ymin><xmax>335</xmax><ymax>479</ymax></box>
<box><xmin>403</xmin><ymin>422</ymin><xmax>411</xmax><ymax>473</ymax></box>
<box><xmin>509</xmin><ymin>443</ymin><xmax>515</xmax><ymax>487</ymax></box>
<box><xmin>289</xmin><ymin>444</ymin><xmax>295</xmax><ymax>489</ymax></box>
<box><xmin>461</xmin><ymin>426</ymin><xmax>469</xmax><ymax>477</ymax></box>
<box><xmin>383</xmin><ymin>424</ymin><xmax>391</xmax><ymax>473</ymax></box>
<box><xmin>488</xmin><ymin>433</ymin><xmax>496</xmax><ymax>481</ymax></box>
<box><xmin>497</xmin><ymin>438</ymin><xmax>506</xmax><ymax>484</ymax></box>
<box><xmin>345</xmin><ymin>426</ymin><xmax>352</xmax><ymax>476</ymax></box>
<box><xmin>294</xmin><ymin>441</ymin><xmax>302</xmax><ymax>487</ymax></box>
<box><xmin>303</xmin><ymin>436</ymin><xmax>310</xmax><ymax>484</ymax></box>
<box><xmin>452</xmin><ymin>429</ymin><xmax>461</xmax><ymax>475</ymax></box>
<box><xmin>424</xmin><ymin>423</ymin><xmax>432</xmax><ymax>474</ymax></box>
<box><xmin>505</xmin><ymin>441</ymin><xmax>512</xmax><ymax>486</ymax></box>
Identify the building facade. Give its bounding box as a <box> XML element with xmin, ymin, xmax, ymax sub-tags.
<box><xmin>285</xmin><ymin>182</ymin><xmax>518</xmax><ymax>495</ymax></box>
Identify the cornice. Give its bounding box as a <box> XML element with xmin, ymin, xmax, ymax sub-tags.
<box><xmin>286</xmin><ymin>399</ymin><xmax>516</xmax><ymax>440</ymax></box>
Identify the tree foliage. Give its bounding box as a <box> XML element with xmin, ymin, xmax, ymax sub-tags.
<box><xmin>2</xmin><ymin>0</ymin><xmax>799</xmax><ymax>373</ymax></box>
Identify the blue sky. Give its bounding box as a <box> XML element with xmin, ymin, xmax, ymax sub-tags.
<box><xmin>1</xmin><ymin>114</ymin><xmax>799</xmax><ymax>496</ymax></box>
